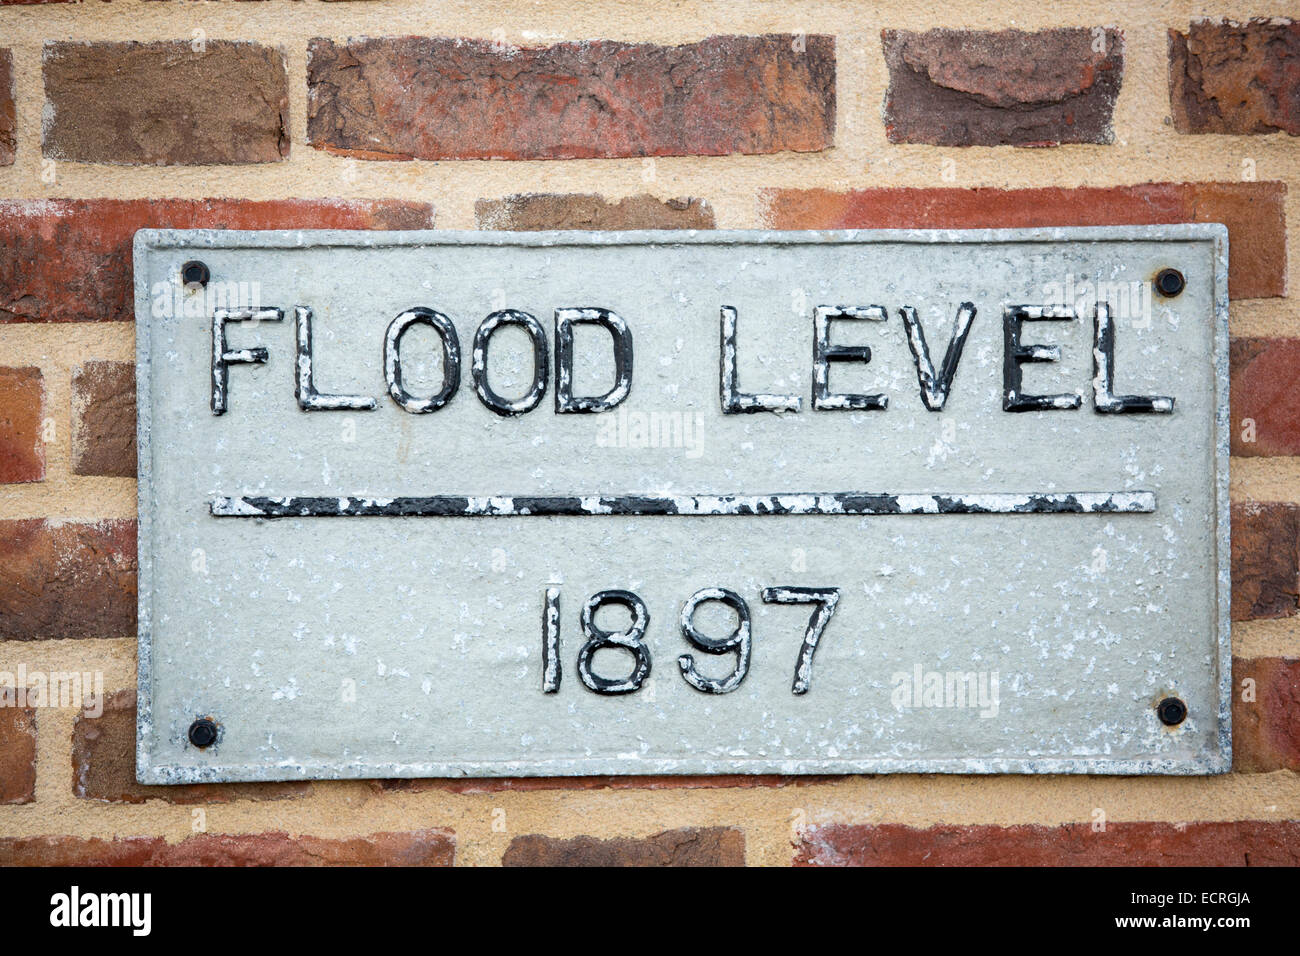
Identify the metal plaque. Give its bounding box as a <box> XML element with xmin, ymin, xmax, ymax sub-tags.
<box><xmin>134</xmin><ymin>225</ymin><xmax>1230</xmax><ymax>782</ymax></box>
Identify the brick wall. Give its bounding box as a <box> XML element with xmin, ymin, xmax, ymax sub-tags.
<box><xmin>0</xmin><ymin>5</ymin><xmax>1297</xmax><ymax>867</ymax></box>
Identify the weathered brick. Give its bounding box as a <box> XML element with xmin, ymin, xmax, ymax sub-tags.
<box><xmin>0</xmin><ymin>829</ymin><xmax>455</xmax><ymax>866</ymax></box>
<box><xmin>883</xmin><ymin>28</ymin><xmax>1123</xmax><ymax>146</ymax></box>
<box><xmin>73</xmin><ymin>691</ymin><xmax>310</xmax><ymax>804</ymax></box>
<box><xmin>0</xmin><ymin>199</ymin><xmax>436</xmax><ymax>323</ymax></box>
<box><xmin>476</xmin><ymin>194</ymin><xmax>716</xmax><ymax>231</ymax></box>
<box><xmin>1231</xmin><ymin>338</ymin><xmax>1300</xmax><ymax>456</ymax></box>
<box><xmin>308</xmin><ymin>35</ymin><xmax>835</xmax><ymax>161</ymax></box>
<box><xmin>1233</xmin><ymin>657</ymin><xmax>1300</xmax><ymax>772</ymax></box>
<box><xmin>0</xmin><ymin>519</ymin><xmax>136</xmax><ymax>640</ymax></box>
<box><xmin>71</xmin><ymin>361</ymin><xmax>135</xmax><ymax>477</ymax></box>
<box><xmin>761</xmin><ymin>182</ymin><xmax>1286</xmax><ymax>299</ymax></box>
<box><xmin>1231</xmin><ymin>502</ymin><xmax>1300</xmax><ymax>621</ymax></box>
<box><xmin>0</xmin><ymin>707</ymin><xmax>36</xmax><ymax>804</ymax></box>
<box><xmin>795</xmin><ymin>821</ymin><xmax>1300</xmax><ymax>866</ymax></box>
<box><xmin>43</xmin><ymin>41</ymin><xmax>288</xmax><ymax>165</ymax></box>
<box><xmin>504</xmin><ymin>827</ymin><xmax>744</xmax><ymax>866</ymax></box>
<box><xmin>0</xmin><ymin>49</ymin><xmax>14</xmax><ymax>166</ymax></box>
<box><xmin>0</xmin><ymin>366</ymin><xmax>44</xmax><ymax>483</ymax></box>
<box><xmin>1171</xmin><ymin>19</ymin><xmax>1300</xmax><ymax>135</ymax></box>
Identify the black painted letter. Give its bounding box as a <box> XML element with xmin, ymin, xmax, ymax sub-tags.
<box><xmin>384</xmin><ymin>308</ymin><xmax>462</xmax><ymax>414</ymax></box>
<box><xmin>211</xmin><ymin>307</ymin><xmax>283</xmax><ymax>415</ymax></box>
<box><xmin>719</xmin><ymin>306</ymin><xmax>801</xmax><ymax>414</ymax></box>
<box><xmin>813</xmin><ymin>306</ymin><xmax>888</xmax><ymax>411</ymax></box>
<box><xmin>295</xmin><ymin>306</ymin><xmax>377</xmax><ymax>412</ymax></box>
<box><xmin>1002</xmin><ymin>305</ymin><xmax>1082</xmax><ymax>412</ymax></box>
<box><xmin>472</xmin><ymin>310</ymin><xmax>548</xmax><ymax>416</ymax></box>
<box><xmin>554</xmin><ymin>308</ymin><xmax>633</xmax><ymax>413</ymax></box>
<box><xmin>1092</xmin><ymin>303</ymin><xmax>1174</xmax><ymax>414</ymax></box>
<box><xmin>900</xmin><ymin>302</ymin><xmax>976</xmax><ymax>411</ymax></box>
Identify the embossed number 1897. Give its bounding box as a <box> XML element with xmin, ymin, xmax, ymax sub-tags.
<box><xmin>541</xmin><ymin>585</ymin><xmax>841</xmax><ymax>697</ymax></box>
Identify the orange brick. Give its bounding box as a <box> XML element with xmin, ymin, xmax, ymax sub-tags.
<box><xmin>0</xmin><ymin>199</ymin><xmax>437</xmax><ymax>324</ymax></box>
<box><xmin>0</xmin><ymin>707</ymin><xmax>36</xmax><ymax>804</ymax></box>
<box><xmin>1232</xmin><ymin>657</ymin><xmax>1300</xmax><ymax>772</ymax></box>
<box><xmin>796</xmin><ymin>821</ymin><xmax>1300</xmax><ymax>866</ymax></box>
<box><xmin>0</xmin><ymin>829</ymin><xmax>455</xmax><ymax>866</ymax></box>
<box><xmin>0</xmin><ymin>519</ymin><xmax>136</xmax><ymax>640</ymax></box>
<box><xmin>504</xmin><ymin>827</ymin><xmax>744</xmax><ymax>866</ymax></box>
<box><xmin>761</xmin><ymin>182</ymin><xmax>1287</xmax><ymax>299</ymax></box>
<box><xmin>0</xmin><ymin>367</ymin><xmax>43</xmax><ymax>483</ymax></box>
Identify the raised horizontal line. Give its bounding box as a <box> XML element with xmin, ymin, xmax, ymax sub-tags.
<box><xmin>209</xmin><ymin>492</ymin><xmax>1156</xmax><ymax>518</ymax></box>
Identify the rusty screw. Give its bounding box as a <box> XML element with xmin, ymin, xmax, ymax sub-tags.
<box><xmin>188</xmin><ymin>717</ymin><xmax>218</xmax><ymax>748</ymax></box>
<box><xmin>1156</xmin><ymin>697</ymin><xmax>1187</xmax><ymax>727</ymax></box>
<box><xmin>1155</xmin><ymin>268</ymin><xmax>1185</xmax><ymax>298</ymax></box>
<box><xmin>181</xmin><ymin>260</ymin><xmax>210</xmax><ymax>289</ymax></box>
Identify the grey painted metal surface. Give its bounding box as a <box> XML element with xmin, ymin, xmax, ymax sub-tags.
<box><xmin>134</xmin><ymin>226</ymin><xmax>1230</xmax><ymax>782</ymax></box>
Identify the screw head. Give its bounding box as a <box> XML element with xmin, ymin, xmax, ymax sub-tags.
<box><xmin>1157</xmin><ymin>697</ymin><xmax>1187</xmax><ymax>727</ymax></box>
<box><xmin>1155</xmin><ymin>268</ymin><xmax>1185</xmax><ymax>298</ymax></box>
<box><xmin>181</xmin><ymin>260</ymin><xmax>210</xmax><ymax>289</ymax></box>
<box><xmin>188</xmin><ymin>717</ymin><xmax>218</xmax><ymax>748</ymax></box>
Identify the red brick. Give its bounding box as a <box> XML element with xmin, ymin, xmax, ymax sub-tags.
<box><xmin>883</xmin><ymin>28</ymin><xmax>1123</xmax><ymax>146</ymax></box>
<box><xmin>43</xmin><ymin>41</ymin><xmax>288</xmax><ymax>165</ymax></box>
<box><xmin>0</xmin><ymin>707</ymin><xmax>36</xmax><ymax>804</ymax></box>
<box><xmin>0</xmin><ymin>199</ymin><xmax>436</xmax><ymax>323</ymax></box>
<box><xmin>1170</xmin><ymin>19</ymin><xmax>1300</xmax><ymax>135</ymax></box>
<box><xmin>503</xmin><ymin>827</ymin><xmax>744</xmax><ymax>866</ymax></box>
<box><xmin>0</xmin><ymin>49</ymin><xmax>14</xmax><ymax>166</ymax></box>
<box><xmin>761</xmin><ymin>182</ymin><xmax>1286</xmax><ymax>299</ymax></box>
<box><xmin>0</xmin><ymin>829</ymin><xmax>455</xmax><ymax>866</ymax></box>
<box><xmin>1232</xmin><ymin>657</ymin><xmax>1300</xmax><ymax>772</ymax></box>
<box><xmin>73</xmin><ymin>690</ymin><xmax>310</xmax><ymax>804</ymax></box>
<box><xmin>476</xmin><ymin>194</ymin><xmax>716</xmax><ymax>231</ymax></box>
<box><xmin>1231</xmin><ymin>338</ymin><xmax>1300</xmax><ymax>456</ymax></box>
<box><xmin>795</xmin><ymin>821</ymin><xmax>1300</xmax><ymax>866</ymax></box>
<box><xmin>308</xmin><ymin>35</ymin><xmax>835</xmax><ymax>161</ymax></box>
<box><xmin>0</xmin><ymin>519</ymin><xmax>136</xmax><ymax>641</ymax></box>
<box><xmin>71</xmin><ymin>361</ymin><xmax>135</xmax><ymax>477</ymax></box>
<box><xmin>1231</xmin><ymin>502</ymin><xmax>1300</xmax><ymax>621</ymax></box>
<box><xmin>0</xmin><ymin>367</ymin><xmax>44</xmax><ymax>483</ymax></box>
